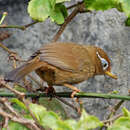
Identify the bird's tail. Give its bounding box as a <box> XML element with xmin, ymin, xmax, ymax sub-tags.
<box><xmin>4</xmin><ymin>60</ymin><xmax>45</xmax><ymax>82</ymax></box>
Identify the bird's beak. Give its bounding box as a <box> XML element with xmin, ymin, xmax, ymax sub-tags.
<box><xmin>105</xmin><ymin>71</ymin><xmax>117</xmax><ymax>79</ymax></box>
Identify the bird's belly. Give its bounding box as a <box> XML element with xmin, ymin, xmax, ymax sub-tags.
<box><xmin>54</xmin><ymin>71</ymin><xmax>86</xmax><ymax>85</ymax></box>
<box><xmin>35</xmin><ymin>65</ymin><xmax>91</xmax><ymax>85</ymax></box>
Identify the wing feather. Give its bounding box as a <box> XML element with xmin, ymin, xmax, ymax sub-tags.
<box><xmin>31</xmin><ymin>42</ymin><xmax>95</xmax><ymax>73</ymax></box>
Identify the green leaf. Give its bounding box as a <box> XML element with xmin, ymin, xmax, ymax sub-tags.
<box><xmin>50</xmin><ymin>3</ymin><xmax>67</xmax><ymax>24</ymax></box>
<box><xmin>29</xmin><ymin>103</ymin><xmax>46</xmax><ymax>121</ymax></box>
<box><xmin>14</xmin><ymin>85</ymin><xmax>27</xmax><ymax>92</ymax></box>
<box><xmin>29</xmin><ymin>103</ymin><xmax>61</xmax><ymax>129</ymax></box>
<box><xmin>77</xmin><ymin>109</ymin><xmax>103</xmax><ymax>129</ymax></box>
<box><xmin>122</xmin><ymin>107</ymin><xmax>130</xmax><ymax>118</ymax></box>
<box><xmin>118</xmin><ymin>0</ymin><xmax>130</xmax><ymax>25</ymax></box>
<box><xmin>39</xmin><ymin>98</ymin><xmax>68</xmax><ymax>119</ymax></box>
<box><xmin>56</xmin><ymin>120</ymin><xmax>73</xmax><ymax>130</ymax></box>
<box><xmin>56</xmin><ymin>0</ymin><xmax>70</xmax><ymax>3</ymax></box>
<box><xmin>64</xmin><ymin>120</ymin><xmax>77</xmax><ymax>130</ymax></box>
<box><xmin>29</xmin><ymin>104</ymin><xmax>103</xmax><ymax>130</ymax></box>
<box><xmin>29</xmin><ymin>103</ymin><xmax>73</xmax><ymax>129</ymax></box>
<box><xmin>28</xmin><ymin>0</ymin><xmax>52</xmax><ymax>21</ymax></box>
<box><xmin>84</xmin><ymin>0</ymin><xmax>118</xmax><ymax>11</ymax></box>
<box><xmin>2</xmin><ymin>121</ymin><xmax>29</xmax><ymax>130</ymax></box>
<box><xmin>125</xmin><ymin>17</ymin><xmax>130</xmax><ymax>26</ymax></box>
<box><xmin>28</xmin><ymin>0</ymin><xmax>67</xmax><ymax>24</ymax></box>
<box><xmin>50</xmin><ymin>0</ymin><xmax>56</xmax><ymax>10</ymax></box>
<box><xmin>50</xmin><ymin>5</ymin><xmax>64</xmax><ymax>24</ymax></box>
<box><xmin>108</xmin><ymin>117</ymin><xmax>130</xmax><ymax>130</ymax></box>
<box><xmin>41</xmin><ymin>111</ymin><xmax>60</xmax><ymax>129</ymax></box>
<box><xmin>118</xmin><ymin>0</ymin><xmax>130</xmax><ymax>17</ymax></box>
<box><xmin>84</xmin><ymin>0</ymin><xmax>130</xmax><ymax>25</ymax></box>
<box><xmin>58</xmin><ymin>4</ymin><xmax>68</xmax><ymax>18</ymax></box>
<box><xmin>10</xmin><ymin>98</ymin><xmax>28</xmax><ymax>113</ymax></box>
<box><xmin>111</xmin><ymin>90</ymin><xmax>119</xmax><ymax>94</ymax></box>
<box><xmin>114</xmin><ymin>117</ymin><xmax>130</xmax><ymax>127</ymax></box>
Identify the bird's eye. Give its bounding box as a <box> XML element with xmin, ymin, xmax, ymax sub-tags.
<box><xmin>104</xmin><ymin>63</ymin><xmax>107</xmax><ymax>67</ymax></box>
<box><xmin>96</xmin><ymin>52</ymin><xmax>109</xmax><ymax>70</ymax></box>
<box><xmin>101</xmin><ymin>59</ymin><xmax>108</xmax><ymax>70</ymax></box>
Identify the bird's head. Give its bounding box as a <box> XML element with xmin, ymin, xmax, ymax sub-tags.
<box><xmin>94</xmin><ymin>47</ymin><xmax>117</xmax><ymax>79</ymax></box>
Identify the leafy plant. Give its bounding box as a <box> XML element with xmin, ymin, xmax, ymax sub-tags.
<box><xmin>2</xmin><ymin>99</ymin><xmax>103</xmax><ymax>130</ymax></box>
<box><xmin>4</xmin><ymin>98</ymin><xmax>130</xmax><ymax>130</ymax></box>
<box><xmin>29</xmin><ymin>103</ymin><xmax>103</xmax><ymax>130</ymax></box>
<box><xmin>108</xmin><ymin>108</ymin><xmax>130</xmax><ymax>130</ymax></box>
<box><xmin>4</xmin><ymin>100</ymin><xmax>130</xmax><ymax>130</ymax></box>
<box><xmin>28</xmin><ymin>0</ymin><xmax>68</xmax><ymax>24</ymax></box>
<box><xmin>28</xmin><ymin>0</ymin><xmax>130</xmax><ymax>25</ymax></box>
<box><xmin>84</xmin><ymin>0</ymin><xmax>130</xmax><ymax>25</ymax></box>
<box><xmin>2</xmin><ymin>121</ymin><xmax>29</xmax><ymax>130</ymax></box>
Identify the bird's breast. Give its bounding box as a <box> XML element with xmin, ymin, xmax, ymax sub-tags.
<box><xmin>35</xmin><ymin>63</ymin><xmax>95</xmax><ymax>85</ymax></box>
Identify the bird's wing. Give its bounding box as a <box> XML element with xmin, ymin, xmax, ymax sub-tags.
<box><xmin>31</xmin><ymin>42</ymin><xmax>95</xmax><ymax>73</ymax></box>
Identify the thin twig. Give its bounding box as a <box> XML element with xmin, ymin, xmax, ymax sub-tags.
<box><xmin>3</xmin><ymin>117</ymin><xmax>9</xmax><ymax>128</ymax></box>
<box><xmin>0</xmin><ymin>12</ymin><xmax>7</xmax><ymax>25</ymax></box>
<box><xmin>0</xmin><ymin>78</ymin><xmax>43</xmax><ymax>129</ymax></box>
<box><xmin>0</xmin><ymin>91</ymin><xmax>130</xmax><ymax>101</ymax></box>
<box><xmin>24</xmin><ymin>21</ymin><xmax>39</xmax><ymax>28</ymax></box>
<box><xmin>107</xmin><ymin>100</ymin><xmax>124</xmax><ymax>120</ymax></box>
<box><xmin>0</xmin><ymin>41</ymin><xmax>25</xmax><ymax>68</ymax></box>
<box><xmin>0</xmin><ymin>42</ymin><xmax>12</xmax><ymax>54</ymax></box>
<box><xmin>0</xmin><ymin>98</ymin><xmax>19</xmax><ymax>117</ymax></box>
<box><xmin>52</xmin><ymin>2</ymin><xmax>86</xmax><ymax>42</ymax></box>
<box><xmin>55</xmin><ymin>96</ymin><xmax>79</xmax><ymax>113</ymax></box>
<box><xmin>0</xmin><ymin>21</ymin><xmax>39</xmax><ymax>30</ymax></box>
<box><xmin>0</xmin><ymin>78</ymin><xmax>25</xmax><ymax>98</ymax></box>
<box><xmin>0</xmin><ymin>42</ymin><xmax>18</xmax><ymax>68</ymax></box>
<box><xmin>0</xmin><ymin>107</ymin><xmax>40</xmax><ymax>130</ymax></box>
<box><xmin>103</xmin><ymin>113</ymin><xmax>123</xmax><ymax>124</ymax></box>
<box><xmin>22</xmin><ymin>99</ymin><xmax>44</xmax><ymax>130</ymax></box>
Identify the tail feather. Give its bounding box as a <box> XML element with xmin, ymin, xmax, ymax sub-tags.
<box><xmin>4</xmin><ymin>61</ymin><xmax>45</xmax><ymax>82</ymax></box>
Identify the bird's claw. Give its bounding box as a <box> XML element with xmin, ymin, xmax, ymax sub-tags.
<box><xmin>71</xmin><ymin>89</ymin><xmax>80</xmax><ymax>98</ymax></box>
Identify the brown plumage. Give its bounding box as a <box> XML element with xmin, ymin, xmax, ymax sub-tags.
<box><xmin>5</xmin><ymin>42</ymin><xmax>117</xmax><ymax>94</ymax></box>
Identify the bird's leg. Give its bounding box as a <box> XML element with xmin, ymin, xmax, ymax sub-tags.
<box><xmin>63</xmin><ymin>83</ymin><xmax>82</xmax><ymax>114</ymax></box>
<box><xmin>63</xmin><ymin>83</ymin><xmax>80</xmax><ymax>98</ymax></box>
<box><xmin>45</xmin><ymin>85</ymin><xmax>55</xmax><ymax>94</ymax></box>
<box><xmin>75</xmin><ymin>98</ymin><xmax>83</xmax><ymax>114</ymax></box>
<box><xmin>44</xmin><ymin>85</ymin><xmax>56</xmax><ymax>100</ymax></box>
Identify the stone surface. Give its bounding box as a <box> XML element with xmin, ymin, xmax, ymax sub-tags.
<box><xmin>0</xmin><ymin>0</ymin><xmax>130</xmax><ymax>120</ymax></box>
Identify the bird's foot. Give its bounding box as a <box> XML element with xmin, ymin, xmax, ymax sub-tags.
<box><xmin>71</xmin><ymin>90</ymin><xmax>82</xmax><ymax>114</ymax></box>
<box><xmin>63</xmin><ymin>83</ymin><xmax>80</xmax><ymax>98</ymax></box>
<box><xmin>35</xmin><ymin>85</ymin><xmax>56</xmax><ymax>100</ymax></box>
<box><xmin>44</xmin><ymin>86</ymin><xmax>56</xmax><ymax>100</ymax></box>
<box><xmin>75</xmin><ymin>98</ymin><xmax>83</xmax><ymax>114</ymax></box>
<box><xmin>8</xmin><ymin>51</ymin><xmax>22</xmax><ymax>62</ymax></box>
<box><xmin>71</xmin><ymin>89</ymin><xmax>80</xmax><ymax>98</ymax></box>
<box><xmin>45</xmin><ymin>86</ymin><xmax>55</xmax><ymax>94</ymax></box>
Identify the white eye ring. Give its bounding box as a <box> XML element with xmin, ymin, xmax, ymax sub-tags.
<box><xmin>96</xmin><ymin>52</ymin><xmax>109</xmax><ymax>70</ymax></box>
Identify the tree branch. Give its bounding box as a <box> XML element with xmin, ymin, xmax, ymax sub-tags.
<box><xmin>103</xmin><ymin>113</ymin><xmax>123</xmax><ymax>124</ymax></box>
<box><xmin>0</xmin><ymin>21</ymin><xmax>39</xmax><ymax>30</ymax></box>
<box><xmin>107</xmin><ymin>100</ymin><xmax>125</xmax><ymax>119</ymax></box>
<box><xmin>0</xmin><ymin>92</ymin><xmax>129</xmax><ymax>101</ymax></box>
<box><xmin>52</xmin><ymin>2</ymin><xmax>86</xmax><ymax>42</ymax></box>
<box><xmin>0</xmin><ymin>78</ymin><xmax>25</xmax><ymax>98</ymax></box>
<box><xmin>0</xmin><ymin>98</ymin><xmax>19</xmax><ymax>117</ymax></box>
<box><xmin>0</xmin><ymin>107</ymin><xmax>40</xmax><ymax>130</ymax></box>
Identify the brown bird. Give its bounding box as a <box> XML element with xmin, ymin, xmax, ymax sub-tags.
<box><xmin>5</xmin><ymin>42</ymin><xmax>117</xmax><ymax>96</ymax></box>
